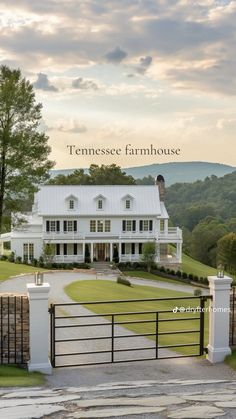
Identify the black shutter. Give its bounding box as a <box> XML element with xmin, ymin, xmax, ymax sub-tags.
<box><xmin>121</xmin><ymin>243</ymin><xmax>125</xmax><ymax>255</ymax></box>
<box><xmin>74</xmin><ymin>220</ymin><xmax>77</xmax><ymax>232</ymax></box>
<box><xmin>149</xmin><ymin>220</ymin><xmax>153</xmax><ymax>231</ymax></box>
<box><xmin>132</xmin><ymin>243</ymin><xmax>135</xmax><ymax>254</ymax></box>
<box><xmin>74</xmin><ymin>243</ymin><xmax>78</xmax><ymax>255</ymax></box>
<box><xmin>139</xmin><ymin>243</ymin><xmax>143</xmax><ymax>254</ymax></box>
<box><xmin>46</xmin><ymin>221</ymin><xmax>50</xmax><ymax>232</ymax></box>
<box><xmin>139</xmin><ymin>220</ymin><xmax>143</xmax><ymax>231</ymax></box>
<box><xmin>64</xmin><ymin>244</ymin><xmax>67</xmax><ymax>255</ymax></box>
<box><xmin>132</xmin><ymin>220</ymin><xmax>136</xmax><ymax>231</ymax></box>
<box><xmin>64</xmin><ymin>221</ymin><xmax>67</xmax><ymax>232</ymax></box>
<box><xmin>56</xmin><ymin>221</ymin><xmax>60</xmax><ymax>232</ymax></box>
<box><xmin>56</xmin><ymin>244</ymin><xmax>60</xmax><ymax>255</ymax></box>
<box><xmin>122</xmin><ymin>220</ymin><xmax>126</xmax><ymax>231</ymax></box>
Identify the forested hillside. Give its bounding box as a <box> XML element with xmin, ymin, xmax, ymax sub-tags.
<box><xmin>166</xmin><ymin>171</ymin><xmax>236</xmax><ymax>269</ymax></box>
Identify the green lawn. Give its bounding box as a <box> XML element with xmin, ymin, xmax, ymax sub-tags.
<box><xmin>182</xmin><ymin>254</ymin><xmax>217</xmax><ymax>277</ymax></box>
<box><xmin>0</xmin><ymin>365</ymin><xmax>45</xmax><ymax>387</ymax></box>
<box><xmin>0</xmin><ymin>261</ymin><xmax>46</xmax><ymax>282</ymax></box>
<box><xmin>225</xmin><ymin>350</ymin><xmax>236</xmax><ymax>370</ymax></box>
<box><xmin>65</xmin><ymin>280</ymin><xmax>209</xmax><ymax>356</ymax></box>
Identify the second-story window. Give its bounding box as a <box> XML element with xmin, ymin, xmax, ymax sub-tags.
<box><xmin>46</xmin><ymin>220</ymin><xmax>60</xmax><ymax>232</ymax></box>
<box><xmin>122</xmin><ymin>220</ymin><xmax>136</xmax><ymax>232</ymax></box>
<box><xmin>90</xmin><ymin>219</ymin><xmax>111</xmax><ymax>232</ymax></box>
<box><xmin>63</xmin><ymin>220</ymin><xmax>77</xmax><ymax>232</ymax></box>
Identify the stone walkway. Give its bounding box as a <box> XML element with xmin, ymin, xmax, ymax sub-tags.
<box><xmin>1</xmin><ymin>379</ymin><xmax>236</xmax><ymax>418</ymax></box>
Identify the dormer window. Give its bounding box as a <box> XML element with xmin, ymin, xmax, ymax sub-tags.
<box><xmin>65</xmin><ymin>194</ymin><xmax>78</xmax><ymax>211</ymax></box>
<box><xmin>69</xmin><ymin>199</ymin><xmax>75</xmax><ymax>210</ymax></box>
<box><xmin>125</xmin><ymin>199</ymin><xmax>130</xmax><ymax>209</ymax></box>
<box><xmin>98</xmin><ymin>199</ymin><xmax>103</xmax><ymax>210</ymax></box>
<box><xmin>94</xmin><ymin>194</ymin><xmax>106</xmax><ymax>211</ymax></box>
<box><xmin>122</xmin><ymin>194</ymin><xmax>133</xmax><ymax>210</ymax></box>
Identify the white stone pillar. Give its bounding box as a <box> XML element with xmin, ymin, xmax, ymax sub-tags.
<box><xmin>27</xmin><ymin>283</ymin><xmax>52</xmax><ymax>374</ymax></box>
<box><xmin>207</xmin><ymin>275</ymin><xmax>232</xmax><ymax>363</ymax></box>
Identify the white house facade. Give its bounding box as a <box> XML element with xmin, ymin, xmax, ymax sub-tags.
<box><xmin>0</xmin><ymin>176</ymin><xmax>182</xmax><ymax>265</ymax></box>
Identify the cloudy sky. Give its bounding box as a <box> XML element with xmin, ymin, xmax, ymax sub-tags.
<box><xmin>1</xmin><ymin>0</ymin><xmax>236</xmax><ymax>168</ymax></box>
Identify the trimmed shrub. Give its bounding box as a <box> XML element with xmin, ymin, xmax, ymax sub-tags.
<box><xmin>176</xmin><ymin>270</ymin><xmax>182</xmax><ymax>278</ymax></box>
<box><xmin>194</xmin><ymin>288</ymin><xmax>202</xmax><ymax>297</ymax></box>
<box><xmin>193</xmin><ymin>275</ymin><xmax>199</xmax><ymax>282</ymax></box>
<box><xmin>0</xmin><ymin>255</ymin><xmax>8</xmax><ymax>261</ymax></box>
<box><xmin>117</xmin><ymin>276</ymin><xmax>131</xmax><ymax>286</ymax></box>
<box><xmin>182</xmin><ymin>272</ymin><xmax>188</xmax><ymax>279</ymax></box>
<box><xmin>7</xmin><ymin>252</ymin><xmax>15</xmax><ymax>263</ymax></box>
<box><xmin>15</xmin><ymin>256</ymin><xmax>22</xmax><ymax>264</ymax></box>
<box><xmin>188</xmin><ymin>273</ymin><xmax>193</xmax><ymax>281</ymax></box>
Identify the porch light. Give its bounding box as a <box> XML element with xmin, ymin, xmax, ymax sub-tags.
<box><xmin>34</xmin><ymin>272</ymin><xmax>44</xmax><ymax>286</ymax></box>
<box><xmin>217</xmin><ymin>264</ymin><xmax>224</xmax><ymax>279</ymax></box>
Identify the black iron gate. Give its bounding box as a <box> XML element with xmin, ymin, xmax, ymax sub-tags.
<box><xmin>49</xmin><ymin>295</ymin><xmax>211</xmax><ymax>368</ymax></box>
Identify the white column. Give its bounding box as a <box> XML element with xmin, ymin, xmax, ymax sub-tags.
<box><xmin>110</xmin><ymin>242</ymin><xmax>113</xmax><ymax>262</ymax></box>
<box><xmin>207</xmin><ymin>275</ymin><xmax>232</xmax><ymax>363</ymax></box>
<box><xmin>27</xmin><ymin>283</ymin><xmax>52</xmax><ymax>374</ymax></box>
<box><xmin>164</xmin><ymin>219</ymin><xmax>168</xmax><ymax>234</ymax></box>
<box><xmin>82</xmin><ymin>242</ymin><xmax>85</xmax><ymax>262</ymax></box>
<box><xmin>119</xmin><ymin>242</ymin><xmax>121</xmax><ymax>262</ymax></box>
<box><xmin>91</xmin><ymin>243</ymin><xmax>94</xmax><ymax>262</ymax></box>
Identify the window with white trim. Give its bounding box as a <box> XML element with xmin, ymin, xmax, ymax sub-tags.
<box><xmin>90</xmin><ymin>219</ymin><xmax>111</xmax><ymax>232</ymax></box>
<box><xmin>23</xmin><ymin>243</ymin><xmax>34</xmax><ymax>261</ymax></box>
<box><xmin>105</xmin><ymin>220</ymin><xmax>111</xmax><ymax>232</ymax></box>
<box><xmin>97</xmin><ymin>220</ymin><xmax>104</xmax><ymax>232</ymax></box>
<box><xmin>97</xmin><ymin>199</ymin><xmax>103</xmax><ymax>210</ymax></box>
<box><xmin>69</xmin><ymin>199</ymin><xmax>75</xmax><ymax>210</ymax></box>
<box><xmin>90</xmin><ymin>220</ymin><xmax>96</xmax><ymax>232</ymax></box>
<box><xmin>125</xmin><ymin>199</ymin><xmax>131</xmax><ymax>209</ymax></box>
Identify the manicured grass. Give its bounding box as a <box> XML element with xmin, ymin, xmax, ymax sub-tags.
<box><xmin>0</xmin><ymin>261</ymin><xmax>46</xmax><ymax>282</ymax></box>
<box><xmin>225</xmin><ymin>350</ymin><xmax>236</xmax><ymax>370</ymax></box>
<box><xmin>182</xmin><ymin>254</ymin><xmax>217</xmax><ymax>277</ymax></box>
<box><xmin>65</xmin><ymin>280</ymin><xmax>209</xmax><ymax>356</ymax></box>
<box><xmin>0</xmin><ymin>365</ymin><xmax>45</xmax><ymax>387</ymax></box>
<box><xmin>182</xmin><ymin>253</ymin><xmax>236</xmax><ymax>282</ymax></box>
<box><xmin>122</xmin><ymin>270</ymin><xmax>185</xmax><ymax>285</ymax></box>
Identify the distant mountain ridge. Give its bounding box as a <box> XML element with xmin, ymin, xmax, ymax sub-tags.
<box><xmin>50</xmin><ymin>162</ymin><xmax>236</xmax><ymax>186</ymax></box>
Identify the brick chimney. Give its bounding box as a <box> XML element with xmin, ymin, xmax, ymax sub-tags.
<box><xmin>156</xmin><ymin>175</ymin><xmax>165</xmax><ymax>201</ymax></box>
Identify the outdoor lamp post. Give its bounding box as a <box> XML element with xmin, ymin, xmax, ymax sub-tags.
<box><xmin>34</xmin><ymin>272</ymin><xmax>44</xmax><ymax>286</ymax></box>
<box><xmin>217</xmin><ymin>264</ymin><xmax>224</xmax><ymax>278</ymax></box>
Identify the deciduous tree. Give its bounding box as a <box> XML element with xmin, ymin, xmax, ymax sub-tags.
<box><xmin>0</xmin><ymin>66</ymin><xmax>54</xmax><ymax>233</ymax></box>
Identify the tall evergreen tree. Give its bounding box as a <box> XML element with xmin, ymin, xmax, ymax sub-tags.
<box><xmin>0</xmin><ymin>66</ymin><xmax>54</xmax><ymax>233</ymax></box>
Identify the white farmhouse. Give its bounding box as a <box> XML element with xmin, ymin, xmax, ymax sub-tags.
<box><xmin>0</xmin><ymin>176</ymin><xmax>182</xmax><ymax>265</ymax></box>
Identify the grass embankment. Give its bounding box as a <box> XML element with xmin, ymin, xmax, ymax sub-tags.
<box><xmin>0</xmin><ymin>261</ymin><xmax>46</xmax><ymax>282</ymax></box>
<box><xmin>65</xmin><ymin>280</ymin><xmax>209</xmax><ymax>356</ymax></box>
<box><xmin>0</xmin><ymin>365</ymin><xmax>44</xmax><ymax>387</ymax></box>
<box><xmin>122</xmin><ymin>253</ymin><xmax>235</xmax><ymax>284</ymax></box>
<box><xmin>225</xmin><ymin>350</ymin><xmax>236</xmax><ymax>370</ymax></box>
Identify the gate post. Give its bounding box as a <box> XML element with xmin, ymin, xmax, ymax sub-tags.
<box><xmin>207</xmin><ymin>274</ymin><xmax>232</xmax><ymax>363</ymax></box>
<box><xmin>27</xmin><ymin>282</ymin><xmax>52</xmax><ymax>374</ymax></box>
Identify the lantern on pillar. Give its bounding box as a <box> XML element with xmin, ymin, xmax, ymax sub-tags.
<box><xmin>217</xmin><ymin>264</ymin><xmax>224</xmax><ymax>279</ymax></box>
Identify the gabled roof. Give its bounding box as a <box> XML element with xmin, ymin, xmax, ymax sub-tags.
<box><xmin>35</xmin><ymin>185</ymin><xmax>165</xmax><ymax>216</ymax></box>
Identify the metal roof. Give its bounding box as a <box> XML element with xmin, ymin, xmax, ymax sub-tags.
<box><xmin>35</xmin><ymin>185</ymin><xmax>167</xmax><ymax>217</ymax></box>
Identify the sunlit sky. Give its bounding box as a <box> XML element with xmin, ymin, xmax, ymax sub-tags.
<box><xmin>1</xmin><ymin>0</ymin><xmax>236</xmax><ymax>168</ymax></box>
